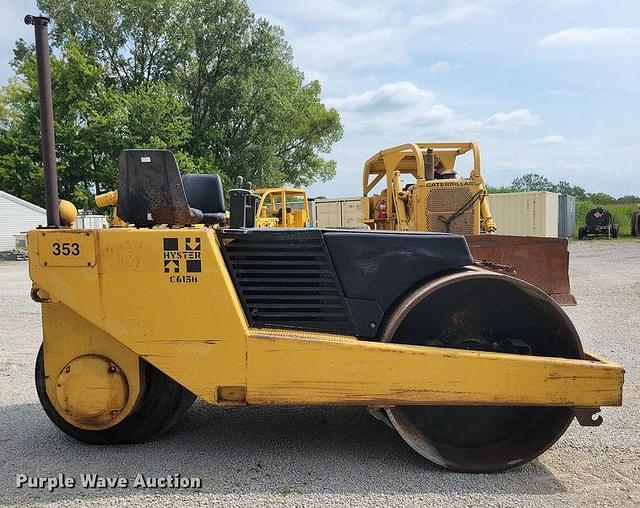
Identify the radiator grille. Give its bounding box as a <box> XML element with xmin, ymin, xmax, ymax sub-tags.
<box><xmin>220</xmin><ymin>230</ymin><xmax>353</xmax><ymax>332</ymax></box>
<box><xmin>426</xmin><ymin>186</ymin><xmax>477</xmax><ymax>235</ymax></box>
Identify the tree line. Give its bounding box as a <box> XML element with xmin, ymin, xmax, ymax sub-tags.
<box><xmin>488</xmin><ymin>173</ymin><xmax>639</xmax><ymax>204</ymax></box>
<box><xmin>0</xmin><ymin>0</ymin><xmax>342</xmax><ymax>209</ymax></box>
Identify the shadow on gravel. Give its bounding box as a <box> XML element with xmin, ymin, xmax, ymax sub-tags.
<box><xmin>0</xmin><ymin>401</ymin><xmax>566</xmax><ymax>504</ymax></box>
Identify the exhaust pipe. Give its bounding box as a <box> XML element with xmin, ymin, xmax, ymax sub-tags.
<box><xmin>424</xmin><ymin>148</ymin><xmax>435</xmax><ymax>180</ymax></box>
<box><xmin>25</xmin><ymin>15</ymin><xmax>60</xmax><ymax>227</ymax></box>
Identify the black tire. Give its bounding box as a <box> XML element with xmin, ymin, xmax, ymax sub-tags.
<box><xmin>578</xmin><ymin>226</ymin><xmax>586</xmax><ymax>240</ymax></box>
<box><xmin>611</xmin><ymin>225</ymin><xmax>619</xmax><ymax>239</ymax></box>
<box><xmin>35</xmin><ymin>345</ymin><xmax>196</xmax><ymax>444</ymax></box>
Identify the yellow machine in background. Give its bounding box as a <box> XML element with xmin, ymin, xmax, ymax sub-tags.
<box><xmin>361</xmin><ymin>141</ymin><xmax>578</xmax><ymax>305</ymax></box>
<box><xmin>362</xmin><ymin>142</ymin><xmax>496</xmax><ymax>234</ymax></box>
<box><xmin>254</xmin><ymin>187</ymin><xmax>310</xmax><ymax>228</ymax></box>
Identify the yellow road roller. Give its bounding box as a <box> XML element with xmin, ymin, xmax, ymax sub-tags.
<box><xmin>25</xmin><ymin>15</ymin><xmax>623</xmax><ymax>473</ymax></box>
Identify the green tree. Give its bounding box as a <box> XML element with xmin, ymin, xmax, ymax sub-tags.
<box><xmin>486</xmin><ymin>185</ymin><xmax>514</xmax><ymax>194</ymax></box>
<box><xmin>0</xmin><ymin>38</ymin><xmax>193</xmax><ymax>208</ymax></box>
<box><xmin>614</xmin><ymin>195</ymin><xmax>640</xmax><ymax>204</ymax></box>
<box><xmin>2</xmin><ymin>0</ymin><xmax>342</xmax><ymax>207</ymax></box>
<box><xmin>493</xmin><ymin>173</ymin><xmax>632</xmax><ymax>202</ymax></box>
<box><xmin>586</xmin><ymin>192</ymin><xmax>615</xmax><ymax>204</ymax></box>
<box><xmin>555</xmin><ymin>180</ymin><xmax>587</xmax><ymax>200</ymax></box>
<box><xmin>511</xmin><ymin>173</ymin><xmax>556</xmax><ymax>192</ymax></box>
<box><xmin>41</xmin><ymin>0</ymin><xmax>188</xmax><ymax>91</ymax></box>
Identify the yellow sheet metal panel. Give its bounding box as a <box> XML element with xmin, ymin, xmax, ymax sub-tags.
<box><xmin>29</xmin><ymin>228</ymin><xmax>624</xmax><ymax>410</ymax></box>
<box><xmin>29</xmin><ymin>228</ymin><xmax>249</xmax><ymax>403</ymax></box>
<box><xmin>41</xmin><ymin>302</ymin><xmax>142</xmax><ymax>430</ymax></box>
<box><xmin>487</xmin><ymin>191</ymin><xmax>559</xmax><ymax>237</ymax></box>
<box><xmin>246</xmin><ymin>330</ymin><xmax>623</xmax><ymax>407</ymax></box>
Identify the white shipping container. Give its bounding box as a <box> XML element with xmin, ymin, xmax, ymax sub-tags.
<box><xmin>342</xmin><ymin>199</ymin><xmax>364</xmax><ymax>228</ymax></box>
<box><xmin>314</xmin><ymin>200</ymin><xmax>342</xmax><ymax>227</ymax></box>
<box><xmin>487</xmin><ymin>191</ymin><xmax>559</xmax><ymax>237</ymax></box>
<box><xmin>313</xmin><ymin>197</ymin><xmax>364</xmax><ymax>228</ymax></box>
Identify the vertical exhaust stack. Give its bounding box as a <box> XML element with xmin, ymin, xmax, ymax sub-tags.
<box><xmin>25</xmin><ymin>15</ymin><xmax>60</xmax><ymax>227</ymax></box>
<box><xmin>424</xmin><ymin>148</ymin><xmax>435</xmax><ymax>180</ymax></box>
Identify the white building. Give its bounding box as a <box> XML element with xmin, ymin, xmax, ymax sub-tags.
<box><xmin>0</xmin><ymin>191</ymin><xmax>46</xmax><ymax>251</ymax></box>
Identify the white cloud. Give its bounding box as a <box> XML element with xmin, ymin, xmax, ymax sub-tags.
<box><xmin>411</xmin><ymin>3</ymin><xmax>492</xmax><ymax>28</ymax></box>
<box><xmin>483</xmin><ymin>109</ymin><xmax>541</xmax><ymax>129</ymax></box>
<box><xmin>252</xmin><ymin>0</ymin><xmax>388</xmax><ymax>24</ymax></box>
<box><xmin>428</xmin><ymin>61</ymin><xmax>459</xmax><ymax>72</ymax></box>
<box><xmin>255</xmin><ymin>0</ymin><xmax>490</xmax><ymax>28</ymax></box>
<box><xmin>275</xmin><ymin>1</ymin><xmax>493</xmax><ymax>73</ymax></box>
<box><xmin>292</xmin><ymin>27</ymin><xmax>410</xmax><ymax>70</ymax></box>
<box><xmin>325</xmin><ymin>81</ymin><xmax>541</xmax><ymax>137</ymax></box>
<box><xmin>537</xmin><ymin>27</ymin><xmax>640</xmax><ymax>49</ymax></box>
<box><xmin>531</xmin><ymin>135</ymin><xmax>567</xmax><ymax>145</ymax></box>
<box><xmin>326</xmin><ymin>81</ymin><xmax>434</xmax><ymax>111</ymax></box>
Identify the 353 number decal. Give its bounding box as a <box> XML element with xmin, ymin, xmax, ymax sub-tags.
<box><xmin>52</xmin><ymin>242</ymin><xmax>80</xmax><ymax>256</ymax></box>
<box><xmin>40</xmin><ymin>234</ymin><xmax>93</xmax><ymax>267</ymax></box>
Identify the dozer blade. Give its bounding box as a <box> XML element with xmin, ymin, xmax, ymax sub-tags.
<box><xmin>465</xmin><ymin>234</ymin><xmax>576</xmax><ymax>305</ymax></box>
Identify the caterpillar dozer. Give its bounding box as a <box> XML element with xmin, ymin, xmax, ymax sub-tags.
<box><xmin>362</xmin><ymin>142</ymin><xmax>495</xmax><ymax>234</ymax></box>
<box><xmin>362</xmin><ymin>142</ymin><xmax>577</xmax><ymax>305</ymax></box>
<box><xmin>25</xmin><ymin>16</ymin><xmax>623</xmax><ymax>473</ymax></box>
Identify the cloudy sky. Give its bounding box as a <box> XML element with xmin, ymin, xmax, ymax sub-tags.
<box><xmin>2</xmin><ymin>0</ymin><xmax>639</xmax><ymax>197</ymax></box>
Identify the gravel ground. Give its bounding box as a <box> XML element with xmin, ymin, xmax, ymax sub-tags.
<box><xmin>1</xmin><ymin>239</ymin><xmax>638</xmax><ymax>507</ymax></box>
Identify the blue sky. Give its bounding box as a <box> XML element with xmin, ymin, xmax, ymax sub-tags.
<box><xmin>2</xmin><ymin>0</ymin><xmax>639</xmax><ymax>197</ymax></box>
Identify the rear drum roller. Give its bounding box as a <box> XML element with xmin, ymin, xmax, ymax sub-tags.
<box><xmin>35</xmin><ymin>345</ymin><xmax>196</xmax><ymax>444</ymax></box>
<box><xmin>381</xmin><ymin>269</ymin><xmax>583</xmax><ymax>472</ymax></box>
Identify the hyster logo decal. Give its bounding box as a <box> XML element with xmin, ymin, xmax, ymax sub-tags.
<box><xmin>163</xmin><ymin>237</ymin><xmax>201</xmax><ymax>283</ymax></box>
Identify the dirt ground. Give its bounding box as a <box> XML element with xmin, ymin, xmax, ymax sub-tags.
<box><xmin>0</xmin><ymin>239</ymin><xmax>638</xmax><ymax>507</ymax></box>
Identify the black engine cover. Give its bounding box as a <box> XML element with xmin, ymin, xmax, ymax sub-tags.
<box><xmin>218</xmin><ymin>228</ymin><xmax>472</xmax><ymax>338</ymax></box>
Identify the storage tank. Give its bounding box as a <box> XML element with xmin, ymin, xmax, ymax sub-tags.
<box><xmin>487</xmin><ymin>192</ymin><xmax>559</xmax><ymax>237</ymax></box>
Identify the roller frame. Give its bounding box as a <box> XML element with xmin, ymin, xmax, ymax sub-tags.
<box><xmin>28</xmin><ymin>228</ymin><xmax>623</xmax><ymax>414</ymax></box>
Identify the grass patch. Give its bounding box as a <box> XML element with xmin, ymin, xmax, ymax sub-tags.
<box><xmin>576</xmin><ymin>201</ymin><xmax>639</xmax><ymax>237</ymax></box>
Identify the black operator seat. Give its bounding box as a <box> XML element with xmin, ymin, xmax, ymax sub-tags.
<box><xmin>181</xmin><ymin>174</ymin><xmax>226</xmax><ymax>225</ymax></box>
<box><xmin>116</xmin><ymin>149</ymin><xmax>226</xmax><ymax>226</ymax></box>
